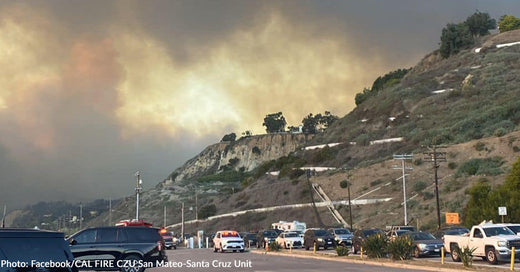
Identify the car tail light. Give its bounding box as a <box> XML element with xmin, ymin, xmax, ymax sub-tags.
<box><xmin>157</xmin><ymin>241</ymin><xmax>163</xmax><ymax>251</ymax></box>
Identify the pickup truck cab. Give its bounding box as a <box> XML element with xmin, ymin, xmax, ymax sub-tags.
<box><xmin>443</xmin><ymin>221</ymin><xmax>520</xmax><ymax>264</ymax></box>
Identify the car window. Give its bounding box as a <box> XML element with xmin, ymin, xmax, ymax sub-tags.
<box><xmin>411</xmin><ymin>232</ymin><xmax>436</xmax><ymax>240</ymax></box>
<box><xmin>74</xmin><ymin>229</ymin><xmax>97</xmax><ymax>244</ymax></box>
<box><xmin>334</xmin><ymin>229</ymin><xmax>350</xmax><ymax>235</ymax></box>
<box><xmin>96</xmin><ymin>228</ymin><xmax>118</xmax><ymax>243</ymax></box>
<box><xmin>125</xmin><ymin>228</ymin><xmax>160</xmax><ymax>242</ymax></box>
<box><xmin>507</xmin><ymin>225</ymin><xmax>520</xmax><ymax>234</ymax></box>
<box><xmin>314</xmin><ymin>230</ymin><xmax>327</xmax><ymax>236</ymax></box>
<box><xmin>0</xmin><ymin>237</ymin><xmax>72</xmax><ymax>263</ymax></box>
<box><xmin>473</xmin><ymin>229</ymin><xmax>483</xmax><ymax>238</ymax></box>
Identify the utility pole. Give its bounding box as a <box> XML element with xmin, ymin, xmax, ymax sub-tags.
<box><xmin>181</xmin><ymin>202</ymin><xmax>185</xmax><ymax>242</ymax></box>
<box><xmin>393</xmin><ymin>154</ymin><xmax>413</xmax><ymax>226</ymax></box>
<box><xmin>2</xmin><ymin>205</ymin><xmax>7</xmax><ymax>228</ymax></box>
<box><xmin>79</xmin><ymin>203</ymin><xmax>83</xmax><ymax>230</ymax></box>
<box><xmin>163</xmin><ymin>205</ymin><xmax>167</xmax><ymax>227</ymax></box>
<box><xmin>346</xmin><ymin>171</ymin><xmax>353</xmax><ymax>230</ymax></box>
<box><xmin>109</xmin><ymin>198</ymin><xmax>112</xmax><ymax>226</ymax></box>
<box><xmin>306</xmin><ymin>169</ymin><xmax>324</xmax><ymax>227</ymax></box>
<box><xmin>195</xmin><ymin>192</ymin><xmax>198</xmax><ymax>221</ymax></box>
<box><xmin>135</xmin><ymin>171</ymin><xmax>142</xmax><ymax>220</ymax></box>
<box><xmin>423</xmin><ymin>145</ymin><xmax>447</xmax><ymax>230</ymax></box>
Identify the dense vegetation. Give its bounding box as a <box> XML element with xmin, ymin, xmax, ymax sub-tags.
<box><xmin>463</xmin><ymin>157</ymin><xmax>520</xmax><ymax>226</ymax></box>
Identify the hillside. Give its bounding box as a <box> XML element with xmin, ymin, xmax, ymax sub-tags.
<box><xmin>8</xmin><ymin>30</ymin><xmax>520</xmax><ymax>235</ymax></box>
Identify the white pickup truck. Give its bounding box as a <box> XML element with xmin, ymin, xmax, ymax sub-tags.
<box><xmin>443</xmin><ymin>222</ymin><xmax>520</xmax><ymax>264</ymax></box>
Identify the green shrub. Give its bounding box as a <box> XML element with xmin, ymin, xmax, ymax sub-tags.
<box><xmin>474</xmin><ymin>141</ymin><xmax>485</xmax><ymax>151</ymax></box>
<box><xmin>422</xmin><ymin>191</ymin><xmax>434</xmax><ymax>200</ymax></box>
<box><xmin>197</xmin><ymin>204</ymin><xmax>216</xmax><ymax>219</ymax></box>
<box><xmin>456</xmin><ymin>246</ymin><xmax>476</xmax><ymax>267</ymax></box>
<box><xmin>363</xmin><ymin>233</ymin><xmax>388</xmax><ymax>258</ymax></box>
<box><xmin>268</xmin><ymin>242</ymin><xmax>281</xmax><ymax>251</ymax></box>
<box><xmin>252</xmin><ymin>146</ymin><xmax>261</xmax><ymax>155</ymax></box>
<box><xmin>448</xmin><ymin>162</ymin><xmax>458</xmax><ymax>170</ymax></box>
<box><xmin>370</xmin><ymin>179</ymin><xmax>383</xmax><ymax>186</ymax></box>
<box><xmin>340</xmin><ymin>180</ymin><xmax>349</xmax><ymax>188</ymax></box>
<box><xmin>335</xmin><ymin>246</ymin><xmax>350</xmax><ymax>256</ymax></box>
<box><xmin>387</xmin><ymin>235</ymin><xmax>414</xmax><ymax>260</ymax></box>
<box><xmin>413</xmin><ymin>181</ymin><xmax>428</xmax><ymax>192</ymax></box>
<box><xmin>514</xmin><ymin>146</ymin><xmax>520</xmax><ymax>152</ymax></box>
<box><xmin>456</xmin><ymin>157</ymin><xmax>504</xmax><ymax>176</ymax></box>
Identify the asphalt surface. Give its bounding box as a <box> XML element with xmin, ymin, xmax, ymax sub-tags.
<box><xmin>149</xmin><ymin>248</ymin><xmax>434</xmax><ymax>272</ymax></box>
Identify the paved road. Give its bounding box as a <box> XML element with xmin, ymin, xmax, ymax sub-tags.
<box><xmin>149</xmin><ymin>248</ymin><xmax>432</xmax><ymax>272</ymax></box>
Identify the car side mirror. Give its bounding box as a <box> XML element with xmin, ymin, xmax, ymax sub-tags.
<box><xmin>69</xmin><ymin>238</ymin><xmax>77</xmax><ymax>245</ymax></box>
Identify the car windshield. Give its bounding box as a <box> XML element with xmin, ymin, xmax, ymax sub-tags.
<box><xmin>483</xmin><ymin>227</ymin><xmax>515</xmax><ymax>237</ymax></box>
<box><xmin>411</xmin><ymin>232</ymin><xmax>436</xmax><ymax>240</ymax></box>
<box><xmin>263</xmin><ymin>231</ymin><xmax>277</xmax><ymax>237</ymax></box>
<box><xmin>396</xmin><ymin>230</ymin><xmax>410</xmax><ymax>236</ymax></box>
<box><xmin>314</xmin><ymin>230</ymin><xmax>329</xmax><ymax>236</ymax></box>
<box><xmin>246</xmin><ymin>233</ymin><xmax>256</xmax><ymax>239</ymax></box>
<box><xmin>285</xmin><ymin>232</ymin><xmax>298</xmax><ymax>237</ymax></box>
<box><xmin>334</xmin><ymin>229</ymin><xmax>351</xmax><ymax>235</ymax></box>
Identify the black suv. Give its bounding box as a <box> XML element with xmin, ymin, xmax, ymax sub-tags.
<box><xmin>303</xmin><ymin>228</ymin><xmax>334</xmax><ymax>250</ymax></box>
<box><xmin>352</xmin><ymin>228</ymin><xmax>384</xmax><ymax>254</ymax></box>
<box><xmin>256</xmin><ymin>230</ymin><xmax>278</xmax><ymax>248</ymax></box>
<box><xmin>68</xmin><ymin>226</ymin><xmax>167</xmax><ymax>272</ymax></box>
<box><xmin>0</xmin><ymin>228</ymin><xmax>77</xmax><ymax>272</ymax></box>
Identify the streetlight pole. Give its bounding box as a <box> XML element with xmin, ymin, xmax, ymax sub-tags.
<box><xmin>135</xmin><ymin>171</ymin><xmax>142</xmax><ymax>220</ymax></box>
<box><xmin>393</xmin><ymin>154</ymin><xmax>413</xmax><ymax>226</ymax></box>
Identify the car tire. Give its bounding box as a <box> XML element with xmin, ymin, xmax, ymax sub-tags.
<box><xmin>451</xmin><ymin>245</ymin><xmax>461</xmax><ymax>262</ymax></box>
<box><xmin>486</xmin><ymin>248</ymin><xmax>498</xmax><ymax>265</ymax></box>
<box><xmin>353</xmin><ymin>244</ymin><xmax>358</xmax><ymax>254</ymax></box>
<box><xmin>120</xmin><ymin>255</ymin><xmax>145</xmax><ymax>272</ymax></box>
<box><xmin>305</xmin><ymin>245</ymin><xmax>309</xmax><ymax>250</ymax></box>
<box><xmin>414</xmin><ymin>247</ymin><xmax>421</xmax><ymax>258</ymax></box>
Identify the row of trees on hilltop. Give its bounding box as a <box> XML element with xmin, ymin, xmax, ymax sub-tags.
<box><xmin>220</xmin><ymin>111</ymin><xmax>338</xmax><ymax>142</ymax></box>
<box><xmin>355</xmin><ymin>68</ymin><xmax>411</xmax><ymax>106</ymax></box>
<box><xmin>440</xmin><ymin>12</ymin><xmax>520</xmax><ymax>58</ymax></box>
<box><xmin>439</xmin><ymin>11</ymin><xmax>496</xmax><ymax>58</ymax></box>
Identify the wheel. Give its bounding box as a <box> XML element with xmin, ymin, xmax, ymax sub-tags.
<box><xmin>486</xmin><ymin>248</ymin><xmax>498</xmax><ymax>264</ymax></box>
<box><xmin>173</xmin><ymin>245</ymin><xmax>176</xmax><ymax>250</ymax></box>
<box><xmin>353</xmin><ymin>243</ymin><xmax>359</xmax><ymax>254</ymax></box>
<box><xmin>305</xmin><ymin>245</ymin><xmax>309</xmax><ymax>250</ymax></box>
<box><xmin>451</xmin><ymin>245</ymin><xmax>461</xmax><ymax>262</ymax></box>
<box><xmin>120</xmin><ymin>255</ymin><xmax>144</xmax><ymax>272</ymax></box>
<box><xmin>414</xmin><ymin>247</ymin><xmax>421</xmax><ymax>258</ymax></box>
<box><xmin>324</xmin><ymin>245</ymin><xmax>328</xmax><ymax>250</ymax></box>
<box><xmin>214</xmin><ymin>246</ymin><xmax>218</xmax><ymax>252</ymax></box>
<box><xmin>240</xmin><ymin>249</ymin><xmax>245</xmax><ymax>253</ymax></box>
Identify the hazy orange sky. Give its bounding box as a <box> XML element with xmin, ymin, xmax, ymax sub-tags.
<box><xmin>1</xmin><ymin>0</ymin><xmax>519</xmax><ymax>208</ymax></box>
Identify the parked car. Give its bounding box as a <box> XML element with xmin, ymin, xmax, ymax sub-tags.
<box><xmin>241</xmin><ymin>232</ymin><xmax>258</xmax><ymax>248</ymax></box>
<box><xmin>276</xmin><ymin>231</ymin><xmax>303</xmax><ymax>249</ymax></box>
<box><xmin>68</xmin><ymin>226</ymin><xmax>167</xmax><ymax>272</ymax></box>
<box><xmin>0</xmin><ymin>228</ymin><xmax>77</xmax><ymax>272</ymax></box>
<box><xmin>159</xmin><ymin>229</ymin><xmax>177</xmax><ymax>250</ymax></box>
<box><xmin>303</xmin><ymin>228</ymin><xmax>334</xmax><ymax>250</ymax></box>
<box><xmin>434</xmin><ymin>226</ymin><xmax>469</xmax><ymax>239</ymax></box>
<box><xmin>405</xmin><ymin>231</ymin><xmax>444</xmax><ymax>258</ymax></box>
<box><xmin>213</xmin><ymin>230</ymin><xmax>244</xmax><ymax>253</ymax></box>
<box><xmin>388</xmin><ymin>229</ymin><xmax>412</xmax><ymax>240</ymax></box>
<box><xmin>352</xmin><ymin>228</ymin><xmax>385</xmax><ymax>254</ymax></box>
<box><xmin>257</xmin><ymin>229</ymin><xmax>278</xmax><ymax>248</ymax></box>
<box><xmin>444</xmin><ymin>222</ymin><xmax>520</xmax><ymax>264</ymax></box>
<box><xmin>328</xmin><ymin>228</ymin><xmax>353</xmax><ymax>246</ymax></box>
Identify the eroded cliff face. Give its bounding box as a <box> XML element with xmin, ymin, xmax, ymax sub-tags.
<box><xmin>166</xmin><ymin>133</ymin><xmax>311</xmax><ymax>183</ymax></box>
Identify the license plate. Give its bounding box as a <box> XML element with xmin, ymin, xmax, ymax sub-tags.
<box><xmin>327</xmin><ymin>242</ymin><xmax>332</xmax><ymax>244</ymax></box>
<box><xmin>434</xmin><ymin>249</ymin><xmax>440</xmax><ymax>252</ymax></box>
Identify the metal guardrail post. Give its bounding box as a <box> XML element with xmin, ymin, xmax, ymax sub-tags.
<box><xmin>511</xmin><ymin>247</ymin><xmax>515</xmax><ymax>271</ymax></box>
<box><xmin>360</xmin><ymin>246</ymin><xmax>363</xmax><ymax>259</ymax></box>
<box><xmin>314</xmin><ymin>242</ymin><xmax>317</xmax><ymax>254</ymax></box>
